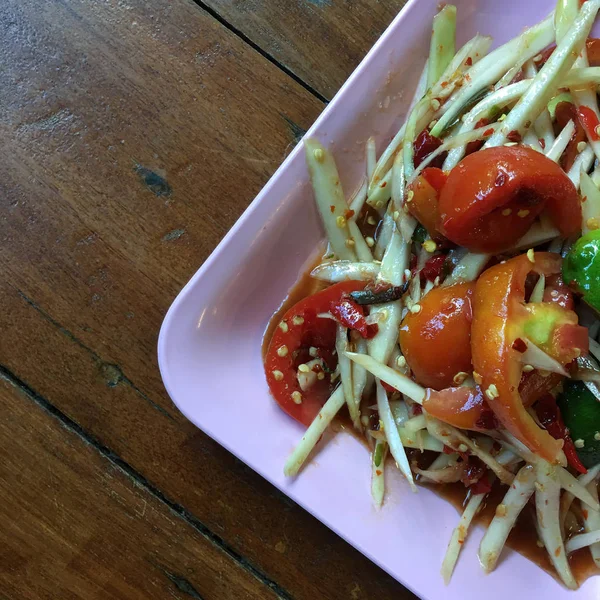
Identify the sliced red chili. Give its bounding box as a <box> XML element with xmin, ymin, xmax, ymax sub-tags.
<box><xmin>381</xmin><ymin>380</ymin><xmax>398</xmax><ymax>394</ymax></box>
<box><xmin>470</xmin><ymin>472</ymin><xmax>492</xmax><ymax>495</ymax></box>
<box><xmin>465</xmin><ymin>118</ymin><xmax>489</xmax><ymax>156</ymax></box>
<box><xmin>461</xmin><ymin>457</ymin><xmax>487</xmax><ymax>489</ymax></box>
<box><xmin>329</xmin><ymin>298</ymin><xmax>378</xmax><ymax>339</ymax></box>
<box><xmin>534</xmin><ymin>45</ymin><xmax>556</xmax><ymax>68</ymax></box>
<box><xmin>414</xmin><ymin>129</ymin><xmax>446</xmax><ymax>168</ymax></box>
<box><xmin>420</xmin><ymin>254</ymin><xmax>448</xmax><ymax>283</ymax></box>
<box><xmin>535</xmin><ymin>394</ymin><xmax>587</xmax><ymax>474</ymax></box>
<box><xmin>555</xmin><ymin>102</ymin><xmax>587</xmax><ymax>172</ymax></box>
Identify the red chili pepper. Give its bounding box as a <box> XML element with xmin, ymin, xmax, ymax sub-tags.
<box><xmin>554</xmin><ymin>102</ymin><xmax>587</xmax><ymax>172</ymax></box>
<box><xmin>534</xmin><ymin>45</ymin><xmax>556</xmax><ymax>68</ymax></box>
<box><xmin>507</xmin><ymin>130</ymin><xmax>522</xmax><ymax>143</ymax></box>
<box><xmin>587</xmin><ymin>38</ymin><xmax>600</xmax><ymax>66</ymax></box>
<box><xmin>474</xmin><ymin>406</ymin><xmax>499</xmax><ymax>430</ymax></box>
<box><xmin>465</xmin><ymin>118</ymin><xmax>489</xmax><ymax>156</ymax></box>
<box><xmin>443</xmin><ymin>444</ymin><xmax>470</xmax><ymax>462</ymax></box>
<box><xmin>329</xmin><ymin>298</ymin><xmax>378</xmax><ymax>339</ymax></box>
<box><xmin>578</xmin><ymin>106</ymin><xmax>600</xmax><ymax>141</ymax></box>
<box><xmin>413</xmin><ymin>129</ymin><xmax>446</xmax><ymax>168</ymax></box>
<box><xmin>461</xmin><ymin>457</ymin><xmax>487</xmax><ymax>489</ymax></box>
<box><xmin>535</xmin><ymin>395</ymin><xmax>587</xmax><ymax>474</ymax></box>
<box><xmin>381</xmin><ymin>380</ymin><xmax>398</xmax><ymax>394</ymax></box>
<box><xmin>512</xmin><ymin>337</ymin><xmax>527</xmax><ymax>352</ymax></box>
<box><xmin>420</xmin><ymin>254</ymin><xmax>447</xmax><ymax>283</ymax></box>
<box><xmin>470</xmin><ymin>472</ymin><xmax>492</xmax><ymax>495</ymax></box>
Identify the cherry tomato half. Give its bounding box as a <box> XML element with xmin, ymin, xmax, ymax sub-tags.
<box><xmin>264</xmin><ymin>281</ymin><xmax>365</xmax><ymax>426</ymax></box>
<box><xmin>439</xmin><ymin>146</ymin><xmax>581</xmax><ymax>253</ymax></box>
<box><xmin>406</xmin><ymin>167</ymin><xmax>447</xmax><ymax>239</ymax></box>
<box><xmin>422</xmin><ymin>371</ymin><xmax>563</xmax><ymax>433</ymax></box>
<box><xmin>399</xmin><ymin>282</ymin><xmax>474</xmax><ymax>390</ymax></box>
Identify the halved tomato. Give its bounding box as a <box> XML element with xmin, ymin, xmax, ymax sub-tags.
<box><xmin>264</xmin><ymin>281</ymin><xmax>365</xmax><ymax>426</ymax></box>
<box><xmin>399</xmin><ymin>282</ymin><xmax>474</xmax><ymax>390</ymax></box>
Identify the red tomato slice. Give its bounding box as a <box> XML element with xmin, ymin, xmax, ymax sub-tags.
<box><xmin>423</xmin><ymin>372</ymin><xmax>563</xmax><ymax>432</ymax></box>
<box><xmin>406</xmin><ymin>167</ymin><xmax>446</xmax><ymax>238</ymax></box>
<box><xmin>399</xmin><ymin>282</ymin><xmax>474</xmax><ymax>390</ymax></box>
<box><xmin>264</xmin><ymin>281</ymin><xmax>365</xmax><ymax>426</ymax></box>
<box><xmin>423</xmin><ymin>386</ymin><xmax>493</xmax><ymax>431</ymax></box>
<box><xmin>439</xmin><ymin>146</ymin><xmax>581</xmax><ymax>253</ymax></box>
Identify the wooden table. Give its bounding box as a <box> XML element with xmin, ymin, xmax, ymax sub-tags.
<box><xmin>0</xmin><ymin>1</ymin><xmax>416</xmax><ymax>598</ymax></box>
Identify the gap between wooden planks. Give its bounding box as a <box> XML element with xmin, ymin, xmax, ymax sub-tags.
<box><xmin>0</xmin><ymin>375</ymin><xmax>282</xmax><ymax>600</ymax></box>
<box><xmin>0</xmin><ymin>0</ymin><xmax>416</xmax><ymax>598</ymax></box>
<box><xmin>195</xmin><ymin>0</ymin><xmax>407</xmax><ymax>101</ymax></box>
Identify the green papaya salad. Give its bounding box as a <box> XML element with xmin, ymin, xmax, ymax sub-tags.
<box><xmin>264</xmin><ymin>0</ymin><xmax>600</xmax><ymax>589</ymax></box>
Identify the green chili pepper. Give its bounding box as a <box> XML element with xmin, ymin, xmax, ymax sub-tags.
<box><xmin>556</xmin><ymin>380</ymin><xmax>600</xmax><ymax>469</ymax></box>
<box><xmin>413</xmin><ymin>224</ymin><xmax>428</xmax><ymax>244</ymax></box>
<box><xmin>562</xmin><ymin>230</ymin><xmax>600</xmax><ymax>312</ymax></box>
<box><xmin>373</xmin><ymin>440</ymin><xmax>386</xmax><ymax>468</ymax></box>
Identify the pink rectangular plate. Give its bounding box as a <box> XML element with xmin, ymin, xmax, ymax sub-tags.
<box><xmin>158</xmin><ymin>1</ymin><xmax>600</xmax><ymax>597</ymax></box>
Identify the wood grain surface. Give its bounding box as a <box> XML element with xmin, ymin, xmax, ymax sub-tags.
<box><xmin>199</xmin><ymin>0</ymin><xmax>407</xmax><ymax>100</ymax></box>
<box><xmin>0</xmin><ymin>376</ymin><xmax>280</xmax><ymax>600</ymax></box>
<box><xmin>0</xmin><ymin>0</ymin><xmax>416</xmax><ymax>598</ymax></box>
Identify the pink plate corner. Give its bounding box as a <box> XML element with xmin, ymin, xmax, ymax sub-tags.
<box><xmin>158</xmin><ymin>1</ymin><xmax>600</xmax><ymax>598</ymax></box>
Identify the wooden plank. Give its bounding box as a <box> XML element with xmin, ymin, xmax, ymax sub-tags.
<box><xmin>0</xmin><ymin>282</ymin><xmax>415</xmax><ymax>600</ymax></box>
<box><xmin>200</xmin><ymin>0</ymin><xmax>407</xmax><ymax>100</ymax></box>
<box><xmin>0</xmin><ymin>375</ymin><xmax>281</xmax><ymax>600</ymax></box>
<box><xmin>0</xmin><ymin>1</ymin><xmax>415</xmax><ymax>600</ymax></box>
<box><xmin>0</xmin><ymin>0</ymin><xmax>321</xmax><ymax>409</ymax></box>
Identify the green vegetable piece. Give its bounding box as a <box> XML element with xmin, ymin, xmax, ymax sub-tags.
<box><xmin>413</xmin><ymin>224</ymin><xmax>428</xmax><ymax>244</ymax></box>
<box><xmin>522</xmin><ymin>303</ymin><xmax>565</xmax><ymax>347</ymax></box>
<box><xmin>373</xmin><ymin>440</ymin><xmax>385</xmax><ymax>468</ymax></box>
<box><xmin>557</xmin><ymin>380</ymin><xmax>600</xmax><ymax>469</ymax></box>
<box><xmin>563</xmin><ymin>230</ymin><xmax>600</xmax><ymax>312</ymax></box>
<box><xmin>427</xmin><ymin>4</ymin><xmax>457</xmax><ymax>89</ymax></box>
